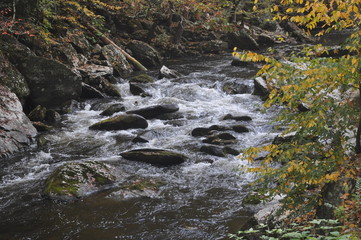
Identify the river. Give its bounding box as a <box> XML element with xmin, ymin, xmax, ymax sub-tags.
<box><xmin>0</xmin><ymin>54</ymin><xmax>280</xmax><ymax>240</ymax></box>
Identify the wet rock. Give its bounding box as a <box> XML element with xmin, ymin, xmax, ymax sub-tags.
<box><xmin>121</xmin><ymin>148</ymin><xmax>186</xmax><ymax>166</ymax></box>
<box><xmin>100</xmin><ymin>79</ymin><xmax>121</xmax><ymax>97</ymax></box>
<box><xmin>132</xmin><ymin>136</ymin><xmax>149</xmax><ymax>143</ymax></box>
<box><xmin>28</xmin><ymin>105</ymin><xmax>47</xmax><ymax>122</ymax></box>
<box><xmin>223</xmin><ymin>114</ymin><xmax>252</xmax><ymax>121</ymax></box>
<box><xmin>200</xmin><ymin>145</ymin><xmax>226</xmax><ymax>157</ymax></box>
<box><xmin>253</xmin><ymin>77</ymin><xmax>269</xmax><ymax>99</ymax></box>
<box><xmin>102</xmin><ymin>44</ymin><xmax>132</xmax><ymax>75</ymax></box>
<box><xmin>77</xmin><ymin>64</ymin><xmax>113</xmax><ymax>80</ymax></box>
<box><xmin>203</xmin><ymin>133</ymin><xmax>237</xmax><ymax>145</ymax></box>
<box><xmin>129</xmin><ymin>82</ymin><xmax>150</xmax><ymax>97</ymax></box>
<box><xmin>109</xmin><ymin>178</ymin><xmax>165</xmax><ymax>199</ymax></box>
<box><xmin>0</xmin><ymin>85</ymin><xmax>37</xmax><ymax>158</ymax></box>
<box><xmin>43</xmin><ymin>161</ymin><xmax>116</xmax><ymax>200</ymax></box>
<box><xmin>200</xmin><ymin>40</ymin><xmax>228</xmax><ymax>54</ymax></box>
<box><xmin>209</xmin><ymin>125</ymin><xmax>231</xmax><ymax>131</ymax></box>
<box><xmin>54</xmin><ymin>43</ymin><xmax>81</xmax><ymax>67</ymax></box>
<box><xmin>232</xmin><ymin>125</ymin><xmax>250</xmax><ymax>133</ymax></box>
<box><xmin>100</xmin><ymin>104</ymin><xmax>126</xmax><ymax>116</ymax></box>
<box><xmin>227</xmin><ymin>30</ymin><xmax>260</xmax><ymax>50</ymax></box>
<box><xmin>272</xmin><ymin>132</ymin><xmax>296</xmax><ymax>144</ymax></box>
<box><xmin>45</xmin><ymin>109</ymin><xmax>61</xmax><ymax>123</ymax></box>
<box><xmin>129</xmin><ymin>74</ymin><xmax>154</xmax><ymax>83</ymax></box>
<box><xmin>0</xmin><ymin>50</ymin><xmax>29</xmax><ymax>103</ymax></box>
<box><xmin>126</xmin><ymin>104</ymin><xmax>179</xmax><ymax>119</ymax></box>
<box><xmin>89</xmin><ymin>114</ymin><xmax>148</xmax><ymax>131</ymax></box>
<box><xmin>242</xmin><ymin>192</ymin><xmax>264</xmax><ymax>205</ymax></box>
<box><xmin>32</xmin><ymin>121</ymin><xmax>53</xmax><ymax>132</ymax></box>
<box><xmin>222</xmin><ymin>81</ymin><xmax>252</xmax><ymax>94</ymax></box>
<box><xmin>231</xmin><ymin>57</ymin><xmax>254</xmax><ymax>67</ymax></box>
<box><xmin>81</xmin><ymin>82</ymin><xmax>106</xmax><ymax>99</ymax></box>
<box><xmin>60</xmin><ymin>100</ymin><xmax>80</xmax><ymax>114</ymax></box>
<box><xmin>66</xmin><ymin>29</ymin><xmax>91</xmax><ymax>55</ymax></box>
<box><xmin>127</xmin><ymin>40</ymin><xmax>162</xmax><ymax>67</ymax></box>
<box><xmin>191</xmin><ymin>127</ymin><xmax>214</xmax><ymax>137</ymax></box>
<box><xmin>15</xmin><ymin>55</ymin><xmax>82</xmax><ymax>109</ymax></box>
<box><xmin>257</xmin><ymin>34</ymin><xmax>276</xmax><ymax>45</ymax></box>
<box><xmin>158</xmin><ymin>65</ymin><xmax>182</xmax><ymax>79</ymax></box>
<box><xmin>223</xmin><ymin>146</ymin><xmax>240</xmax><ymax>156</ymax></box>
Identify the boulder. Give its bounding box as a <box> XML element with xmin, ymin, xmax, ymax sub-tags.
<box><xmin>43</xmin><ymin>161</ymin><xmax>116</xmax><ymax>200</ymax></box>
<box><xmin>158</xmin><ymin>65</ymin><xmax>182</xmax><ymax>79</ymax></box>
<box><xmin>129</xmin><ymin>74</ymin><xmax>154</xmax><ymax>83</ymax></box>
<box><xmin>54</xmin><ymin>43</ymin><xmax>82</xmax><ymax>67</ymax></box>
<box><xmin>32</xmin><ymin>121</ymin><xmax>53</xmax><ymax>132</ymax></box>
<box><xmin>231</xmin><ymin>57</ymin><xmax>254</xmax><ymax>67</ymax></box>
<box><xmin>129</xmin><ymin>83</ymin><xmax>150</xmax><ymax>97</ymax></box>
<box><xmin>253</xmin><ymin>77</ymin><xmax>269</xmax><ymax>99</ymax></box>
<box><xmin>99</xmin><ymin>79</ymin><xmax>121</xmax><ymax>97</ymax></box>
<box><xmin>89</xmin><ymin>114</ymin><xmax>148</xmax><ymax>131</ymax></box>
<box><xmin>126</xmin><ymin>104</ymin><xmax>179</xmax><ymax>119</ymax></box>
<box><xmin>203</xmin><ymin>133</ymin><xmax>237</xmax><ymax>145</ymax></box>
<box><xmin>0</xmin><ymin>51</ymin><xmax>29</xmax><ymax>103</ymax></box>
<box><xmin>280</xmin><ymin>21</ymin><xmax>315</xmax><ymax>43</ymax></box>
<box><xmin>28</xmin><ymin>105</ymin><xmax>47</xmax><ymax>122</ymax></box>
<box><xmin>223</xmin><ymin>114</ymin><xmax>252</xmax><ymax>121</ymax></box>
<box><xmin>81</xmin><ymin>82</ymin><xmax>106</xmax><ymax>99</ymax></box>
<box><xmin>109</xmin><ymin>178</ymin><xmax>165</xmax><ymax>199</ymax></box>
<box><xmin>120</xmin><ymin>148</ymin><xmax>187</xmax><ymax>166</ymax></box>
<box><xmin>223</xmin><ymin>146</ymin><xmax>240</xmax><ymax>156</ymax></box>
<box><xmin>227</xmin><ymin>30</ymin><xmax>260</xmax><ymax>50</ymax></box>
<box><xmin>0</xmin><ymin>85</ymin><xmax>37</xmax><ymax>158</ymax></box>
<box><xmin>102</xmin><ymin>44</ymin><xmax>133</xmax><ymax>75</ymax></box>
<box><xmin>200</xmin><ymin>145</ymin><xmax>226</xmax><ymax>157</ymax></box>
<box><xmin>15</xmin><ymin>55</ymin><xmax>82</xmax><ymax>109</ymax></box>
<box><xmin>45</xmin><ymin>109</ymin><xmax>61</xmax><ymax>123</ymax></box>
<box><xmin>66</xmin><ymin>29</ymin><xmax>91</xmax><ymax>55</ymax></box>
<box><xmin>100</xmin><ymin>104</ymin><xmax>126</xmax><ymax>116</ymax></box>
<box><xmin>222</xmin><ymin>81</ymin><xmax>252</xmax><ymax>94</ymax></box>
<box><xmin>232</xmin><ymin>125</ymin><xmax>250</xmax><ymax>133</ymax></box>
<box><xmin>127</xmin><ymin>40</ymin><xmax>162</xmax><ymax>67</ymax></box>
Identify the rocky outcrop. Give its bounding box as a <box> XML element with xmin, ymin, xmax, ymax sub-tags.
<box><xmin>126</xmin><ymin>104</ymin><xmax>179</xmax><ymax>119</ymax></box>
<box><xmin>0</xmin><ymin>85</ymin><xmax>37</xmax><ymax>158</ymax></box>
<box><xmin>222</xmin><ymin>81</ymin><xmax>252</xmax><ymax>94</ymax></box>
<box><xmin>81</xmin><ymin>82</ymin><xmax>106</xmax><ymax>99</ymax></box>
<box><xmin>102</xmin><ymin>44</ymin><xmax>133</xmax><ymax>75</ymax></box>
<box><xmin>253</xmin><ymin>77</ymin><xmax>269</xmax><ymax>99</ymax></box>
<box><xmin>120</xmin><ymin>148</ymin><xmax>187</xmax><ymax>166</ymax></box>
<box><xmin>227</xmin><ymin>30</ymin><xmax>260</xmax><ymax>50</ymax></box>
<box><xmin>127</xmin><ymin>40</ymin><xmax>162</xmax><ymax>67</ymax></box>
<box><xmin>89</xmin><ymin>114</ymin><xmax>148</xmax><ymax>131</ymax></box>
<box><xmin>43</xmin><ymin>161</ymin><xmax>116</xmax><ymax>200</ymax></box>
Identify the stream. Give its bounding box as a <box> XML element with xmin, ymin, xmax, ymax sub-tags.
<box><xmin>0</xmin><ymin>54</ymin><xmax>281</xmax><ymax>240</ymax></box>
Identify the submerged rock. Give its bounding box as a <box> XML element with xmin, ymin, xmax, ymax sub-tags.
<box><xmin>43</xmin><ymin>161</ymin><xmax>116</xmax><ymax>200</ymax></box>
<box><xmin>200</xmin><ymin>145</ymin><xmax>226</xmax><ymax>157</ymax></box>
<box><xmin>89</xmin><ymin>114</ymin><xmax>148</xmax><ymax>131</ymax></box>
<box><xmin>126</xmin><ymin>104</ymin><xmax>179</xmax><ymax>119</ymax></box>
<box><xmin>120</xmin><ymin>148</ymin><xmax>187</xmax><ymax>166</ymax></box>
<box><xmin>100</xmin><ymin>104</ymin><xmax>126</xmax><ymax>116</ymax></box>
<box><xmin>0</xmin><ymin>85</ymin><xmax>37</xmax><ymax>158</ymax></box>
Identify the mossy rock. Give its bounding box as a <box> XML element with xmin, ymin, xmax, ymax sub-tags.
<box><xmin>100</xmin><ymin>104</ymin><xmax>126</xmax><ymax>116</ymax></box>
<box><xmin>44</xmin><ymin>161</ymin><xmax>116</xmax><ymax>200</ymax></box>
<box><xmin>120</xmin><ymin>148</ymin><xmax>187</xmax><ymax>166</ymax></box>
<box><xmin>28</xmin><ymin>105</ymin><xmax>47</xmax><ymax>122</ymax></box>
<box><xmin>89</xmin><ymin>114</ymin><xmax>148</xmax><ymax>131</ymax></box>
<box><xmin>129</xmin><ymin>74</ymin><xmax>154</xmax><ymax>83</ymax></box>
<box><xmin>242</xmin><ymin>192</ymin><xmax>264</xmax><ymax>205</ymax></box>
<box><xmin>122</xmin><ymin>178</ymin><xmax>166</xmax><ymax>191</ymax></box>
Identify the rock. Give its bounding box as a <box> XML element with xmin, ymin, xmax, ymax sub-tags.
<box><xmin>231</xmin><ymin>57</ymin><xmax>254</xmax><ymax>67</ymax></box>
<box><xmin>127</xmin><ymin>40</ymin><xmax>162</xmax><ymax>67</ymax></box>
<box><xmin>32</xmin><ymin>121</ymin><xmax>53</xmax><ymax>132</ymax></box>
<box><xmin>209</xmin><ymin>125</ymin><xmax>231</xmax><ymax>131</ymax></box>
<box><xmin>253</xmin><ymin>77</ymin><xmax>269</xmax><ymax>99</ymax></box>
<box><xmin>100</xmin><ymin>104</ymin><xmax>126</xmax><ymax>116</ymax></box>
<box><xmin>81</xmin><ymin>82</ymin><xmax>106</xmax><ymax>99</ymax></box>
<box><xmin>298</xmin><ymin>102</ymin><xmax>310</xmax><ymax>112</ymax></box>
<box><xmin>273</xmin><ymin>132</ymin><xmax>296</xmax><ymax>144</ymax></box>
<box><xmin>109</xmin><ymin>178</ymin><xmax>165</xmax><ymax>199</ymax></box>
<box><xmin>222</xmin><ymin>81</ymin><xmax>252</xmax><ymax>94</ymax></box>
<box><xmin>200</xmin><ymin>145</ymin><xmax>226</xmax><ymax>157</ymax></box>
<box><xmin>203</xmin><ymin>133</ymin><xmax>237</xmax><ymax>145</ymax></box>
<box><xmin>100</xmin><ymin>79</ymin><xmax>121</xmax><ymax>97</ymax></box>
<box><xmin>232</xmin><ymin>125</ymin><xmax>250</xmax><ymax>133</ymax></box>
<box><xmin>223</xmin><ymin>146</ymin><xmax>240</xmax><ymax>156</ymax></box>
<box><xmin>16</xmin><ymin>55</ymin><xmax>82</xmax><ymax>109</ymax></box>
<box><xmin>223</xmin><ymin>114</ymin><xmax>252</xmax><ymax>121</ymax></box>
<box><xmin>77</xmin><ymin>64</ymin><xmax>114</xmax><ymax>80</ymax></box>
<box><xmin>0</xmin><ymin>85</ymin><xmax>37</xmax><ymax>158</ymax></box>
<box><xmin>66</xmin><ymin>29</ymin><xmax>91</xmax><ymax>55</ymax></box>
<box><xmin>316</xmin><ymin>181</ymin><xmax>345</xmax><ymax>219</ymax></box>
<box><xmin>129</xmin><ymin>82</ymin><xmax>150</xmax><ymax>97</ymax></box>
<box><xmin>0</xmin><ymin>51</ymin><xmax>29</xmax><ymax>103</ymax></box>
<box><xmin>89</xmin><ymin>114</ymin><xmax>148</xmax><ymax>131</ymax></box>
<box><xmin>158</xmin><ymin>65</ymin><xmax>182</xmax><ymax>79</ymax></box>
<box><xmin>257</xmin><ymin>34</ymin><xmax>276</xmax><ymax>45</ymax></box>
<box><xmin>200</xmin><ymin>40</ymin><xmax>228</xmax><ymax>54</ymax></box>
<box><xmin>54</xmin><ymin>43</ymin><xmax>82</xmax><ymax>67</ymax></box>
<box><xmin>60</xmin><ymin>100</ymin><xmax>80</xmax><ymax>114</ymax></box>
<box><xmin>129</xmin><ymin>74</ymin><xmax>154</xmax><ymax>83</ymax></box>
<box><xmin>280</xmin><ymin>21</ymin><xmax>315</xmax><ymax>43</ymax></box>
<box><xmin>28</xmin><ymin>105</ymin><xmax>47</xmax><ymax>122</ymax></box>
<box><xmin>120</xmin><ymin>148</ymin><xmax>187</xmax><ymax>166</ymax></box>
<box><xmin>227</xmin><ymin>30</ymin><xmax>260</xmax><ymax>50</ymax></box>
<box><xmin>45</xmin><ymin>109</ymin><xmax>62</xmax><ymax>123</ymax></box>
<box><xmin>191</xmin><ymin>127</ymin><xmax>214</xmax><ymax>137</ymax></box>
<box><xmin>102</xmin><ymin>44</ymin><xmax>132</xmax><ymax>75</ymax></box>
<box><xmin>242</xmin><ymin>192</ymin><xmax>264</xmax><ymax>205</ymax></box>
<box><xmin>43</xmin><ymin>161</ymin><xmax>116</xmax><ymax>200</ymax></box>
<box><xmin>132</xmin><ymin>136</ymin><xmax>149</xmax><ymax>143</ymax></box>
<box><xmin>126</xmin><ymin>104</ymin><xmax>179</xmax><ymax>119</ymax></box>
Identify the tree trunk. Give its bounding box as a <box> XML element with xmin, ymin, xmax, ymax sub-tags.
<box><xmin>86</xmin><ymin>24</ymin><xmax>147</xmax><ymax>71</ymax></box>
<box><xmin>173</xmin><ymin>19</ymin><xmax>183</xmax><ymax>44</ymax></box>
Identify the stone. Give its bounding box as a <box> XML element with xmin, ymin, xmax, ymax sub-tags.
<box><xmin>100</xmin><ymin>79</ymin><xmax>121</xmax><ymax>97</ymax></box>
<box><xmin>273</xmin><ymin>132</ymin><xmax>296</xmax><ymax>144</ymax></box>
<box><xmin>126</xmin><ymin>104</ymin><xmax>179</xmax><ymax>119</ymax></box>
<box><xmin>129</xmin><ymin>74</ymin><xmax>154</xmax><ymax>83</ymax></box>
<box><xmin>45</xmin><ymin>109</ymin><xmax>62</xmax><ymax>123</ymax></box>
<box><xmin>16</xmin><ymin>55</ymin><xmax>82</xmax><ymax>109</ymax></box>
<box><xmin>223</xmin><ymin>146</ymin><xmax>240</xmax><ymax>156</ymax></box>
<box><xmin>43</xmin><ymin>161</ymin><xmax>116</xmax><ymax>200</ymax></box>
<box><xmin>120</xmin><ymin>148</ymin><xmax>187</xmax><ymax>166</ymax></box>
<box><xmin>54</xmin><ymin>43</ymin><xmax>81</xmax><ymax>67</ymax></box>
<box><xmin>0</xmin><ymin>85</ymin><xmax>37</xmax><ymax>158</ymax></box>
<box><xmin>100</xmin><ymin>104</ymin><xmax>126</xmax><ymax>116</ymax></box>
<box><xmin>222</xmin><ymin>81</ymin><xmax>252</xmax><ymax>94</ymax></box>
<box><xmin>231</xmin><ymin>57</ymin><xmax>254</xmax><ymax>67</ymax></box>
<box><xmin>158</xmin><ymin>65</ymin><xmax>182</xmax><ymax>79</ymax></box>
<box><xmin>32</xmin><ymin>121</ymin><xmax>53</xmax><ymax>132</ymax></box>
<box><xmin>81</xmin><ymin>82</ymin><xmax>106</xmax><ymax>99</ymax></box>
<box><xmin>257</xmin><ymin>34</ymin><xmax>276</xmax><ymax>45</ymax></box>
<box><xmin>89</xmin><ymin>114</ymin><xmax>148</xmax><ymax>131</ymax></box>
<box><xmin>223</xmin><ymin>114</ymin><xmax>253</xmax><ymax>121</ymax></box>
<box><xmin>101</xmin><ymin>44</ymin><xmax>132</xmax><ymax>75</ymax></box>
<box><xmin>200</xmin><ymin>145</ymin><xmax>226</xmax><ymax>157</ymax></box>
<box><xmin>127</xmin><ymin>40</ymin><xmax>162</xmax><ymax>67</ymax></box>
<box><xmin>77</xmin><ymin>64</ymin><xmax>113</xmax><ymax>80</ymax></box>
<box><xmin>227</xmin><ymin>30</ymin><xmax>260</xmax><ymax>50</ymax></box>
<box><xmin>28</xmin><ymin>105</ymin><xmax>47</xmax><ymax>122</ymax></box>
<box><xmin>132</xmin><ymin>136</ymin><xmax>149</xmax><ymax>143</ymax></box>
<box><xmin>129</xmin><ymin>83</ymin><xmax>150</xmax><ymax>97</ymax></box>
<box><xmin>203</xmin><ymin>133</ymin><xmax>237</xmax><ymax>145</ymax></box>
<box><xmin>232</xmin><ymin>125</ymin><xmax>250</xmax><ymax>133</ymax></box>
<box><xmin>280</xmin><ymin>21</ymin><xmax>315</xmax><ymax>43</ymax></box>
<box><xmin>253</xmin><ymin>77</ymin><xmax>269</xmax><ymax>99</ymax></box>
<box><xmin>66</xmin><ymin>29</ymin><xmax>91</xmax><ymax>55</ymax></box>
<box><xmin>0</xmin><ymin>51</ymin><xmax>29</xmax><ymax>103</ymax></box>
